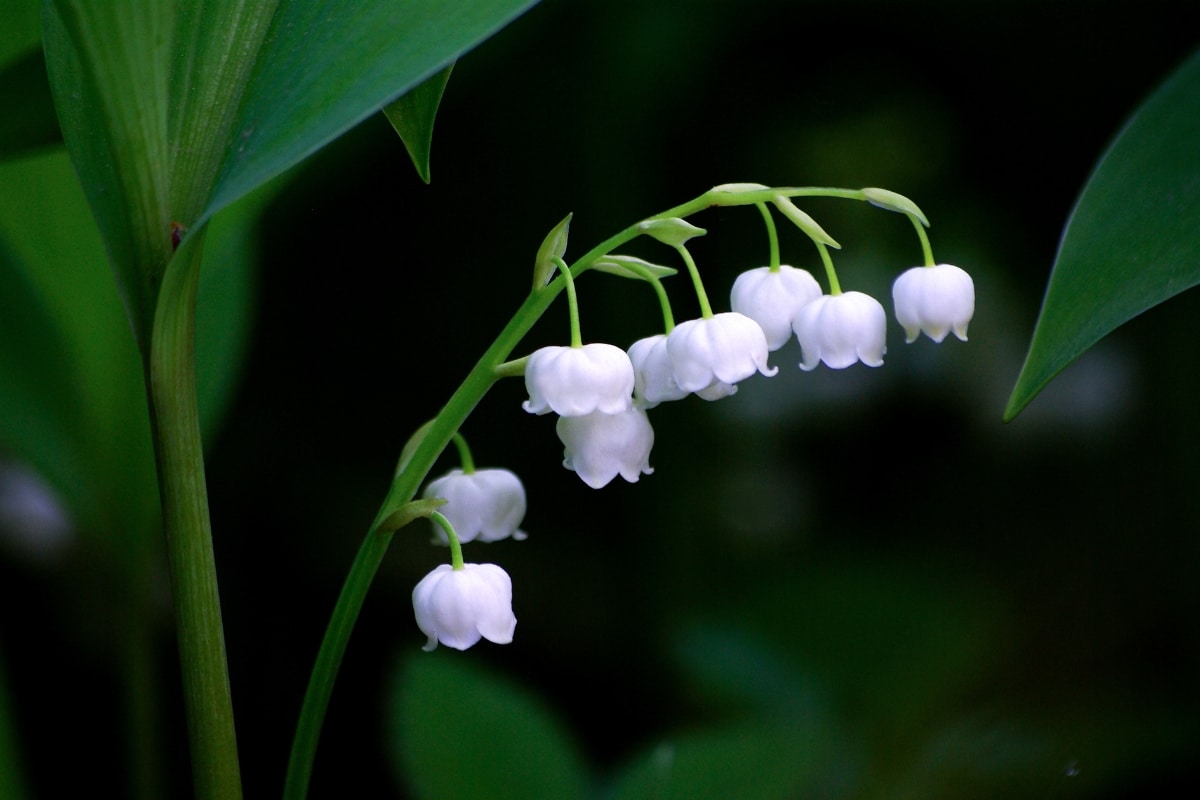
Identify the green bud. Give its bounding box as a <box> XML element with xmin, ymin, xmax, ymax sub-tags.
<box><xmin>711</xmin><ymin>182</ymin><xmax>769</xmax><ymax>193</ymax></box>
<box><xmin>772</xmin><ymin>196</ymin><xmax>841</xmax><ymax>248</ymax></box>
<box><xmin>532</xmin><ymin>213</ymin><xmax>573</xmax><ymax>288</ymax></box>
<box><xmin>638</xmin><ymin>217</ymin><xmax>707</xmax><ymax>247</ymax></box>
<box><xmin>590</xmin><ymin>254</ymin><xmax>678</xmax><ymax>280</ymax></box>
<box><xmin>862</xmin><ymin>187</ymin><xmax>930</xmax><ymax>227</ymax></box>
<box><xmin>709</xmin><ymin>182</ymin><xmax>771</xmax><ymax>206</ymax></box>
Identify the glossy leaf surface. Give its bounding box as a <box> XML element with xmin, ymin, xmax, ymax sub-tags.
<box><xmin>1006</xmin><ymin>50</ymin><xmax>1200</xmax><ymax>419</ymax></box>
<box><xmin>390</xmin><ymin>651</ymin><xmax>590</xmax><ymax>800</ymax></box>
<box><xmin>383</xmin><ymin>63</ymin><xmax>455</xmax><ymax>184</ymax></box>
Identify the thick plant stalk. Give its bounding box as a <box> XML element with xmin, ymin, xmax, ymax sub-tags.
<box><xmin>147</xmin><ymin>230</ymin><xmax>243</xmax><ymax>800</ymax></box>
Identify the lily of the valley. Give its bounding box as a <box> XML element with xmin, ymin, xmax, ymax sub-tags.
<box><xmin>422</xmin><ymin>468</ymin><xmax>528</xmax><ymax>544</ymax></box>
<box><xmin>666</xmin><ymin>312</ymin><xmax>776</xmax><ymax>399</ymax></box>
<box><xmin>892</xmin><ymin>263</ymin><xmax>975</xmax><ymax>343</ymax></box>
<box><xmin>523</xmin><ymin>343</ymin><xmax>634</xmax><ymax>417</ymax></box>
<box><xmin>627</xmin><ymin>334</ymin><xmax>688</xmax><ymax>409</ymax></box>
<box><xmin>412</xmin><ymin>563</ymin><xmax>517</xmax><ymax>651</ymax></box>
<box><xmin>730</xmin><ymin>265</ymin><xmax>822</xmax><ymax>350</ymax></box>
<box><xmin>556</xmin><ymin>406</ymin><xmax>654</xmax><ymax>489</ymax></box>
<box><xmin>793</xmin><ymin>291</ymin><xmax>887</xmax><ymax>370</ymax></box>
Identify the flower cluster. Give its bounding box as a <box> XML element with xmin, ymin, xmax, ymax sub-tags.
<box><xmin>410</xmin><ymin>185</ymin><xmax>975</xmax><ymax>652</ymax></box>
<box><xmin>412</xmin><ymin>449</ymin><xmax>528</xmax><ymax>651</ymax></box>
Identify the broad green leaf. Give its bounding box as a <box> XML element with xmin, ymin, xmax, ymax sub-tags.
<box><xmin>0</xmin><ymin>149</ymin><xmax>153</xmax><ymax>540</ymax></box>
<box><xmin>202</xmin><ymin>0</ymin><xmax>539</xmax><ymax>224</ymax></box>
<box><xmin>0</xmin><ymin>235</ymin><xmax>88</xmax><ymax>512</ymax></box>
<box><xmin>42</xmin><ymin>0</ymin><xmax>538</xmax><ymax>348</ymax></box>
<box><xmin>0</xmin><ymin>48</ymin><xmax>61</xmax><ymax>160</ymax></box>
<box><xmin>42</xmin><ymin>0</ymin><xmax>175</xmax><ymax>349</ymax></box>
<box><xmin>0</xmin><ymin>0</ymin><xmax>41</xmax><ymax>64</ymax></box>
<box><xmin>1006</xmin><ymin>50</ymin><xmax>1200</xmax><ymax>420</ymax></box>
<box><xmin>0</xmin><ymin>147</ymin><xmax>259</xmax><ymax>543</ymax></box>
<box><xmin>609</xmin><ymin>724</ymin><xmax>827</xmax><ymax>800</ymax></box>
<box><xmin>533</xmin><ymin>212</ymin><xmax>572</xmax><ymax>288</ymax></box>
<box><xmin>390</xmin><ymin>651</ymin><xmax>590</xmax><ymax>800</ymax></box>
<box><xmin>383</xmin><ymin>63</ymin><xmax>455</xmax><ymax>184</ymax></box>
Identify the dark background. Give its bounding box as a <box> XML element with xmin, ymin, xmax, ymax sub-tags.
<box><xmin>6</xmin><ymin>0</ymin><xmax>1200</xmax><ymax>797</ymax></box>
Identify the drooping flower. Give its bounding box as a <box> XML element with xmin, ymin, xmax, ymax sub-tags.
<box><xmin>666</xmin><ymin>312</ymin><xmax>777</xmax><ymax>399</ymax></box>
<box><xmin>422</xmin><ymin>468</ymin><xmax>528</xmax><ymax>544</ymax></box>
<box><xmin>730</xmin><ymin>265</ymin><xmax>822</xmax><ymax>350</ymax></box>
<box><xmin>892</xmin><ymin>263</ymin><xmax>975</xmax><ymax>343</ymax></box>
<box><xmin>793</xmin><ymin>291</ymin><xmax>887</xmax><ymax>370</ymax></box>
<box><xmin>556</xmin><ymin>406</ymin><xmax>654</xmax><ymax>489</ymax></box>
<box><xmin>522</xmin><ymin>344</ymin><xmax>634</xmax><ymax>417</ymax></box>
<box><xmin>412</xmin><ymin>563</ymin><xmax>517</xmax><ymax>651</ymax></box>
<box><xmin>627</xmin><ymin>334</ymin><xmax>688</xmax><ymax>409</ymax></box>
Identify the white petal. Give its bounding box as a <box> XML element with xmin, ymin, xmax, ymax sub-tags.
<box><xmin>666</xmin><ymin>313</ymin><xmax>776</xmax><ymax>395</ymax></box>
<box><xmin>892</xmin><ymin>264</ymin><xmax>974</xmax><ymax>344</ymax></box>
<box><xmin>522</xmin><ymin>344</ymin><xmax>634</xmax><ymax>416</ymax></box>
<box><xmin>793</xmin><ymin>292</ymin><xmax>887</xmax><ymax>370</ymax></box>
<box><xmin>411</xmin><ymin>563</ymin><xmax>516</xmax><ymax>651</ymax></box>
<box><xmin>556</xmin><ymin>407</ymin><xmax>655</xmax><ymax>489</ymax></box>
<box><xmin>628</xmin><ymin>334</ymin><xmax>687</xmax><ymax>408</ymax></box>
<box><xmin>423</xmin><ymin>468</ymin><xmax>528</xmax><ymax>544</ymax></box>
<box><xmin>730</xmin><ymin>266</ymin><xmax>822</xmax><ymax>350</ymax></box>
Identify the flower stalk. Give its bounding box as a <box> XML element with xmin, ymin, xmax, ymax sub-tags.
<box><xmin>283</xmin><ymin>182</ymin><xmax>926</xmax><ymax>799</ymax></box>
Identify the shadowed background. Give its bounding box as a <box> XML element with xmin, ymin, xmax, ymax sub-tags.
<box><xmin>3</xmin><ymin>1</ymin><xmax>1200</xmax><ymax>797</ymax></box>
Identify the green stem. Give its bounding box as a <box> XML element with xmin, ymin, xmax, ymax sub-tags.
<box><xmin>451</xmin><ymin>432</ymin><xmax>475</xmax><ymax>474</ymax></box>
<box><xmin>649</xmin><ymin>275</ymin><xmax>676</xmax><ymax>333</ymax></box>
<box><xmin>282</xmin><ymin>183</ymin><xmax>887</xmax><ymax>799</ymax></box>
<box><xmin>283</xmin><ymin>284</ymin><xmax>563</xmax><ymax>800</ymax></box>
<box><xmin>756</xmin><ymin>202</ymin><xmax>781</xmax><ymax>271</ymax></box>
<box><xmin>431</xmin><ymin>511</ymin><xmax>465</xmax><ymax>570</ymax></box>
<box><xmin>910</xmin><ymin>213</ymin><xmax>935</xmax><ymax>266</ymax></box>
<box><xmin>675</xmin><ymin>244</ymin><xmax>714</xmax><ymax>318</ymax></box>
<box><xmin>816</xmin><ymin>242</ymin><xmax>842</xmax><ymax>295</ymax></box>
<box><xmin>147</xmin><ymin>228</ymin><xmax>242</xmax><ymax>800</ymax></box>
<box><xmin>553</xmin><ymin>255</ymin><xmax>583</xmax><ymax>347</ymax></box>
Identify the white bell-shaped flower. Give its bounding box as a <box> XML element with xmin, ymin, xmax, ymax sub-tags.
<box><xmin>556</xmin><ymin>406</ymin><xmax>654</xmax><ymax>489</ymax></box>
<box><xmin>730</xmin><ymin>265</ymin><xmax>822</xmax><ymax>350</ymax></box>
<box><xmin>422</xmin><ymin>468</ymin><xmax>527</xmax><ymax>544</ymax></box>
<box><xmin>666</xmin><ymin>312</ymin><xmax>777</xmax><ymax>399</ymax></box>
<box><xmin>627</xmin><ymin>334</ymin><xmax>688</xmax><ymax>409</ymax></box>
<box><xmin>892</xmin><ymin>263</ymin><xmax>975</xmax><ymax>343</ymax></box>
<box><xmin>793</xmin><ymin>291</ymin><xmax>887</xmax><ymax>370</ymax></box>
<box><xmin>522</xmin><ymin>344</ymin><xmax>634</xmax><ymax>417</ymax></box>
<box><xmin>412</xmin><ymin>563</ymin><xmax>517</xmax><ymax>651</ymax></box>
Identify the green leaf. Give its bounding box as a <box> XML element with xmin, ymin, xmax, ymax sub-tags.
<box><xmin>0</xmin><ymin>149</ymin><xmax>154</xmax><ymax>541</ymax></box>
<box><xmin>202</xmin><ymin>0</ymin><xmax>540</xmax><ymax>224</ymax></box>
<box><xmin>0</xmin><ymin>48</ymin><xmax>61</xmax><ymax>160</ymax></box>
<box><xmin>1006</xmin><ymin>50</ymin><xmax>1200</xmax><ymax>420</ymax></box>
<box><xmin>533</xmin><ymin>212</ymin><xmax>573</xmax><ymax>288</ymax></box>
<box><xmin>390</xmin><ymin>651</ymin><xmax>590</xmax><ymax>800</ymax></box>
<box><xmin>383</xmin><ymin>63</ymin><xmax>455</xmax><ymax>184</ymax></box>
<box><xmin>42</xmin><ymin>0</ymin><xmax>176</xmax><ymax>348</ymax></box>
<box><xmin>609</xmin><ymin>724</ymin><xmax>827</xmax><ymax>800</ymax></box>
<box><xmin>42</xmin><ymin>0</ymin><xmax>539</xmax><ymax>347</ymax></box>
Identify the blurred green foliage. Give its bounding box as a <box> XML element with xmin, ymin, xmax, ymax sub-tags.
<box><xmin>3</xmin><ymin>1</ymin><xmax>1200</xmax><ymax>798</ymax></box>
